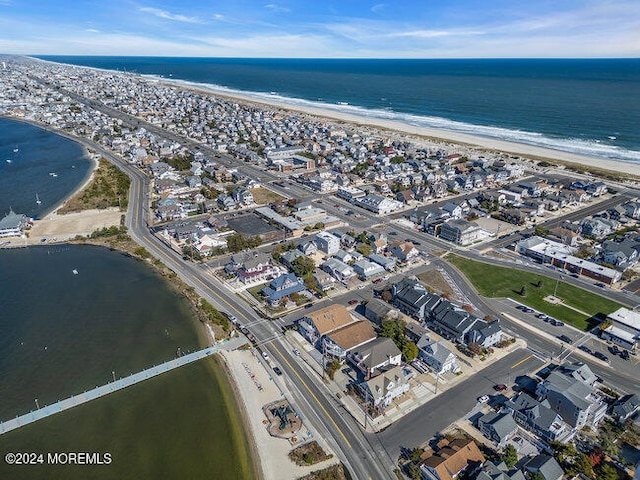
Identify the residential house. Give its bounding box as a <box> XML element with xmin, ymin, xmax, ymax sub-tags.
<box><xmin>261</xmin><ymin>273</ymin><xmax>306</xmax><ymax>306</ymax></box>
<box><xmin>442</xmin><ymin>202</ymin><xmax>464</xmax><ymax>219</ymax></box>
<box><xmin>226</xmin><ymin>252</ymin><xmax>279</xmax><ymax>285</ymax></box>
<box><xmin>232</xmin><ymin>186</ymin><xmax>254</xmax><ymax>205</ymax></box>
<box><xmin>611</xmin><ymin>394</ymin><xmax>640</xmax><ymax>424</ymax></box>
<box><xmin>389</xmin><ymin>241</ymin><xmax>420</xmax><ymax>262</ymax></box>
<box><xmin>313</xmin><ymin>270</ymin><xmax>336</xmax><ymax>292</ymax></box>
<box><xmin>363</xmin><ymin>298</ymin><xmax>399</xmax><ymax>325</ymax></box>
<box><xmin>353</xmin><ymin>259</ymin><xmax>385</xmax><ymax>280</ymax></box>
<box><xmin>315</xmin><ymin>231</ymin><xmax>340</xmax><ymax>255</ymax></box>
<box><xmin>522</xmin><ymin>454</ymin><xmax>564</xmax><ymax>480</ymax></box>
<box><xmin>416</xmin><ymin>335</ymin><xmax>460</xmax><ymax>374</ymax></box>
<box><xmin>623</xmin><ymin>201</ymin><xmax>640</xmax><ymax>219</ymax></box>
<box><xmin>601</xmin><ymin>235</ymin><xmax>640</xmax><ymax>270</ymax></box>
<box><xmin>217</xmin><ymin>194</ymin><xmax>236</xmax><ymax>210</ymax></box>
<box><xmin>420</xmin><ymin>439</ymin><xmax>485</xmax><ymax>480</ymax></box>
<box><xmin>392</xmin><ymin>278</ymin><xmax>441</xmax><ymax>322</ymax></box>
<box><xmin>297</xmin><ymin>304</ymin><xmax>356</xmax><ymax>347</ymax></box>
<box><xmin>476</xmin><ymin>412</ymin><xmax>518</xmax><ymax>448</ymax></box>
<box><xmin>280</xmin><ymin>249</ymin><xmax>304</xmax><ymax>269</ymax></box>
<box><xmin>535</xmin><ymin>363</ymin><xmax>607</xmax><ymax>429</ymax></box>
<box><xmin>357</xmin><ymin>365</ymin><xmax>409</xmax><ymax>409</ymax></box>
<box><xmin>439</xmin><ymin>219</ymin><xmax>491</xmax><ymax>245</ymax></box>
<box><xmin>581</xmin><ymin>217</ymin><xmax>619</xmax><ymax>238</ymax></box>
<box><xmin>297</xmin><ymin>239</ymin><xmax>318</xmax><ymax>255</ymax></box>
<box><xmin>334</xmin><ymin>249</ymin><xmax>354</xmax><ymax>264</ymax></box>
<box><xmin>475</xmin><ymin>460</ymin><xmax>526</xmax><ymax>480</ymax></box>
<box><xmin>349</xmin><ymin>337</ymin><xmax>402</xmax><ymax>379</ymax></box>
<box><xmin>324</xmin><ymin>320</ymin><xmax>377</xmax><ymax>359</ymax></box>
<box><xmin>321</xmin><ymin>257</ymin><xmax>356</xmax><ymax>281</ymax></box>
<box><xmin>355</xmin><ymin>194</ymin><xmax>403</xmax><ymax>215</ymax></box>
<box><xmin>0</xmin><ymin>209</ymin><xmax>31</xmax><ymax>237</ymax></box>
<box><xmin>404</xmin><ymin>322</ymin><xmax>429</xmax><ymax>343</ymax></box>
<box><xmin>503</xmin><ymin>392</ymin><xmax>573</xmax><ymax>443</ymax></box>
<box><xmin>368</xmin><ymin>253</ymin><xmax>396</xmax><ymax>271</ymax></box>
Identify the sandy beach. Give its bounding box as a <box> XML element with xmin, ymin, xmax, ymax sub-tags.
<box><xmin>159</xmin><ymin>77</ymin><xmax>640</xmax><ymax>177</ymax></box>
<box><xmin>219</xmin><ymin>349</ymin><xmax>339</xmax><ymax>480</ymax></box>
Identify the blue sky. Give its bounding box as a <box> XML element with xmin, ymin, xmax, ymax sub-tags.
<box><xmin>0</xmin><ymin>0</ymin><xmax>638</xmax><ymax>57</ymax></box>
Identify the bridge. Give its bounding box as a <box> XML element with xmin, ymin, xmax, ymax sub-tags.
<box><xmin>0</xmin><ymin>341</ymin><xmax>236</xmax><ymax>435</ymax></box>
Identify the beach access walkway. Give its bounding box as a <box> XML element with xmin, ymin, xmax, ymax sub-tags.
<box><xmin>0</xmin><ymin>336</ymin><xmax>246</xmax><ymax>435</ymax></box>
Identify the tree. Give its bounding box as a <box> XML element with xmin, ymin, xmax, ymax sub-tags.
<box><xmin>502</xmin><ymin>444</ymin><xmax>518</xmax><ymax>468</ymax></box>
<box><xmin>407</xmin><ymin>462</ymin><xmax>422</xmax><ymax>480</ymax></box>
<box><xmin>381</xmin><ymin>290</ymin><xmax>393</xmax><ymax>303</ymax></box>
<box><xmin>326</xmin><ymin>359</ymin><xmax>340</xmax><ymax>380</ymax></box>
<box><xmin>519</xmin><ymin>285</ymin><xmax>526</xmax><ymax>296</ymax></box>
<box><xmin>462</xmin><ymin>304</ymin><xmax>474</xmax><ymax>313</ymax></box>
<box><xmin>402</xmin><ymin>341</ymin><xmax>418</xmax><ymax>362</ymax></box>
<box><xmin>597</xmin><ymin>464</ymin><xmax>619</xmax><ymax>480</ymax></box>
<box><xmin>292</xmin><ymin>256</ymin><xmax>315</xmax><ymax>278</ymax></box>
<box><xmin>535</xmin><ymin>225</ymin><xmax>549</xmax><ymax>238</ymax></box>
<box><xmin>357</xmin><ymin>243</ymin><xmax>372</xmax><ymax>257</ymax></box>
<box><xmin>574</xmin><ymin>453</ymin><xmax>595</xmax><ymax>479</ymax></box>
<box><xmin>528</xmin><ymin>472</ymin><xmax>545</xmax><ymax>480</ymax></box>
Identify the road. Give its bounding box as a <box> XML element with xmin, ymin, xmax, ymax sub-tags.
<box><xmin>32</xmin><ymin>80</ymin><xmax>640</xmax><ymax>477</ymax></box>
<box><xmin>374</xmin><ymin>349</ymin><xmax>544</xmax><ymax>459</ymax></box>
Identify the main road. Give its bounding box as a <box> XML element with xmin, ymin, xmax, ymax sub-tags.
<box><xmin>33</xmin><ymin>78</ymin><xmax>639</xmax><ymax>477</ymax></box>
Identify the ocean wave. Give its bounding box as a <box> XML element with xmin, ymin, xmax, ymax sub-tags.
<box><xmin>150</xmin><ymin>75</ymin><xmax>640</xmax><ymax>165</ymax></box>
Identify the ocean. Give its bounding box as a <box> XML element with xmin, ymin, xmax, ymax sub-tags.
<box><xmin>0</xmin><ymin>118</ymin><xmax>92</xmax><ymax>219</ymax></box>
<box><xmin>37</xmin><ymin>57</ymin><xmax>640</xmax><ymax>165</ymax></box>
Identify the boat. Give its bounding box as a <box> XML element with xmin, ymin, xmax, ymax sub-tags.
<box><xmin>49</xmin><ymin>172</ymin><xmax>58</xmax><ymax>177</ymax></box>
<box><xmin>337</xmin><ymin>101</ymin><xmax>349</xmax><ymax>106</ymax></box>
<box><xmin>13</xmin><ymin>147</ymin><xmax>19</xmax><ymax>153</ymax></box>
<box><xmin>5</xmin><ymin>159</ymin><xmax>11</xmax><ymax>164</ymax></box>
<box><xmin>72</xmin><ymin>269</ymin><xmax>78</xmax><ymax>275</ymax></box>
<box><xmin>608</xmin><ymin>136</ymin><xmax>617</xmax><ymax>140</ymax></box>
<box><xmin>35</xmin><ymin>193</ymin><xmax>41</xmax><ymax>205</ymax></box>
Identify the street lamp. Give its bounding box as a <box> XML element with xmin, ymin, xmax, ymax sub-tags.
<box><xmin>34</xmin><ymin>398</ymin><xmax>39</xmax><ymax>410</ymax></box>
<box><xmin>112</xmin><ymin>371</ymin><xmax>116</xmax><ymax>382</ymax></box>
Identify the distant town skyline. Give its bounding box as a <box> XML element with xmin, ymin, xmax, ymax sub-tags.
<box><xmin>0</xmin><ymin>0</ymin><xmax>638</xmax><ymax>58</ymax></box>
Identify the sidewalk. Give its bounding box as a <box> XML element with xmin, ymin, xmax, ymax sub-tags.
<box><xmin>283</xmin><ymin>327</ymin><xmax>527</xmax><ymax>433</ymax></box>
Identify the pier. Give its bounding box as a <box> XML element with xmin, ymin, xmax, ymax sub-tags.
<box><xmin>0</xmin><ymin>343</ymin><xmax>230</xmax><ymax>435</ymax></box>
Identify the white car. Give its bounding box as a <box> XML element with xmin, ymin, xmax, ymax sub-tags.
<box><xmin>262</xmin><ymin>351</ymin><xmax>270</xmax><ymax>361</ymax></box>
<box><xmin>477</xmin><ymin>395</ymin><xmax>490</xmax><ymax>404</ymax></box>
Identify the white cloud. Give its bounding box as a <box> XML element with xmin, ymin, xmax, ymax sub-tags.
<box><xmin>371</xmin><ymin>4</ymin><xmax>385</xmax><ymax>14</ymax></box>
<box><xmin>139</xmin><ymin>7</ymin><xmax>201</xmax><ymax>24</ymax></box>
<box><xmin>264</xmin><ymin>4</ymin><xmax>289</xmax><ymax>13</ymax></box>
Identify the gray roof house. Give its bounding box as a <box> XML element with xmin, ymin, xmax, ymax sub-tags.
<box><xmin>392</xmin><ymin>278</ymin><xmax>441</xmax><ymax>321</ymax></box>
<box><xmin>416</xmin><ymin>335</ymin><xmax>460</xmax><ymax>374</ymax></box>
<box><xmin>535</xmin><ymin>363</ymin><xmax>607</xmax><ymax>429</ymax></box>
<box><xmin>356</xmin><ymin>365</ymin><xmax>409</xmax><ymax>408</ymax></box>
<box><xmin>363</xmin><ymin>298</ymin><xmax>399</xmax><ymax>325</ymax></box>
<box><xmin>523</xmin><ymin>454</ymin><xmax>564</xmax><ymax>480</ymax></box>
<box><xmin>476</xmin><ymin>460</ymin><xmax>526</xmax><ymax>480</ymax></box>
<box><xmin>280</xmin><ymin>249</ymin><xmax>304</xmax><ymax>269</ymax></box>
<box><xmin>503</xmin><ymin>392</ymin><xmax>573</xmax><ymax>443</ymax></box>
<box><xmin>611</xmin><ymin>394</ymin><xmax>640</xmax><ymax>424</ymax></box>
<box><xmin>349</xmin><ymin>337</ymin><xmax>402</xmax><ymax>379</ymax></box>
<box><xmin>477</xmin><ymin>411</ymin><xmax>518</xmax><ymax>448</ymax></box>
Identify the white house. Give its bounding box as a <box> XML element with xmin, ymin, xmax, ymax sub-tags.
<box><xmin>416</xmin><ymin>335</ymin><xmax>460</xmax><ymax>374</ymax></box>
<box><xmin>315</xmin><ymin>231</ymin><xmax>340</xmax><ymax>255</ymax></box>
<box><xmin>357</xmin><ymin>365</ymin><xmax>410</xmax><ymax>408</ymax></box>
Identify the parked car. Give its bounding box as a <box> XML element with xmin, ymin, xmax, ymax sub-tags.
<box><xmin>262</xmin><ymin>351</ymin><xmax>270</xmax><ymax>361</ymax></box>
<box><xmin>593</xmin><ymin>351</ymin><xmax>609</xmax><ymax>362</ymax></box>
<box><xmin>477</xmin><ymin>395</ymin><xmax>490</xmax><ymax>404</ymax></box>
<box><xmin>523</xmin><ymin>308</ymin><xmax>534</xmax><ymax>313</ymax></box>
<box><xmin>293</xmin><ymin>349</ymin><xmax>301</xmax><ymax>356</ymax></box>
<box><xmin>348</xmin><ymin>299</ymin><xmax>359</xmax><ymax>305</ymax></box>
<box><xmin>494</xmin><ymin>384</ymin><xmax>508</xmax><ymax>392</ymax></box>
<box><xmin>558</xmin><ymin>334</ymin><xmax>573</xmax><ymax>344</ymax></box>
<box><xmin>595</xmin><ymin>283</ymin><xmax>606</xmax><ymax>288</ymax></box>
<box><xmin>535</xmin><ymin>313</ymin><xmax>547</xmax><ymax>319</ymax></box>
<box><xmin>272</xmin><ymin>366</ymin><xmax>283</xmax><ymax>376</ymax></box>
<box><xmin>555</xmin><ymin>321</ymin><xmax>565</xmax><ymax>327</ymax></box>
<box><xmin>578</xmin><ymin>345</ymin><xmax>593</xmax><ymax>354</ymax></box>
<box><xmin>621</xmin><ymin>350</ymin><xmax>630</xmax><ymax>360</ymax></box>
<box><xmin>609</xmin><ymin>345</ymin><xmax>620</xmax><ymax>355</ymax></box>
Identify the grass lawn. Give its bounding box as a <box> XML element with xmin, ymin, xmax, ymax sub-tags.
<box><xmin>447</xmin><ymin>254</ymin><xmax>624</xmax><ymax>331</ymax></box>
<box><xmin>247</xmin><ymin>283</ymin><xmax>268</xmax><ymax>301</ymax></box>
<box><xmin>250</xmin><ymin>187</ymin><xmax>285</xmax><ymax>205</ymax></box>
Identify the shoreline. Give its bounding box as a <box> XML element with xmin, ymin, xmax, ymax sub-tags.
<box><xmin>154</xmin><ymin>76</ymin><xmax>640</xmax><ymax>178</ymax></box>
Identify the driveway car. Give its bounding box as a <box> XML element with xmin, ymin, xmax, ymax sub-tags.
<box><xmin>478</xmin><ymin>395</ymin><xmax>490</xmax><ymax>403</ymax></box>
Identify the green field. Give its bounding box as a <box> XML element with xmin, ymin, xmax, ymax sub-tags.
<box><xmin>447</xmin><ymin>255</ymin><xmax>624</xmax><ymax>331</ymax></box>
